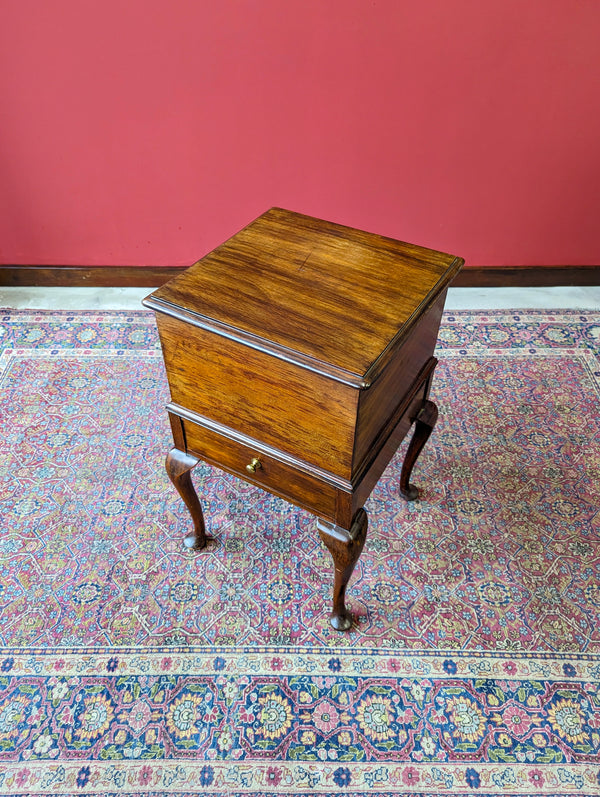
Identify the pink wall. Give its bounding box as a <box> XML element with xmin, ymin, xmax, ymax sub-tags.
<box><xmin>1</xmin><ymin>0</ymin><xmax>599</xmax><ymax>267</ymax></box>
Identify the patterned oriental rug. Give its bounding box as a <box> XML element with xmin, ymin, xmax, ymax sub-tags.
<box><xmin>0</xmin><ymin>309</ymin><xmax>599</xmax><ymax>796</ymax></box>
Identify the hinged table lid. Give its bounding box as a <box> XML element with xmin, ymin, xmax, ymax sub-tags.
<box><xmin>144</xmin><ymin>208</ymin><xmax>463</xmax><ymax>386</ymax></box>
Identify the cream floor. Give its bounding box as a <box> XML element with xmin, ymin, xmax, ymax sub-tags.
<box><xmin>1</xmin><ymin>285</ymin><xmax>599</xmax><ymax>311</ymax></box>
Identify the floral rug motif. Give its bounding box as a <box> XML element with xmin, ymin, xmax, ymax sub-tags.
<box><xmin>0</xmin><ymin>648</ymin><xmax>599</xmax><ymax>795</ymax></box>
<box><xmin>0</xmin><ymin>309</ymin><xmax>599</xmax><ymax>796</ymax></box>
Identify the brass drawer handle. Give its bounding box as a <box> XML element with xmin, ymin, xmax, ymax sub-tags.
<box><xmin>246</xmin><ymin>457</ymin><xmax>262</xmax><ymax>473</ymax></box>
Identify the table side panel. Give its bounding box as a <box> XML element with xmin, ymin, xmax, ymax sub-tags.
<box><xmin>352</xmin><ymin>292</ymin><xmax>445</xmax><ymax>475</ymax></box>
<box><xmin>352</xmin><ymin>380</ymin><xmax>429</xmax><ymax>515</ymax></box>
<box><xmin>182</xmin><ymin>418</ymin><xmax>338</xmax><ymax>521</ymax></box>
<box><xmin>156</xmin><ymin>314</ymin><xmax>358</xmax><ymax>478</ymax></box>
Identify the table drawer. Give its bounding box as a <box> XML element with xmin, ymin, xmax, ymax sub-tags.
<box><xmin>183</xmin><ymin>419</ymin><xmax>338</xmax><ymax>521</ymax></box>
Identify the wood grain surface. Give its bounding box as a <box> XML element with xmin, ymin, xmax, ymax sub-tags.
<box><xmin>155</xmin><ymin>313</ymin><xmax>358</xmax><ymax>477</ymax></box>
<box><xmin>183</xmin><ymin>416</ymin><xmax>338</xmax><ymax>521</ymax></box>
<box><xmin>148</xmin><ymin>208</ymin><xmax>463</xmax><ymax>377</ymax></box>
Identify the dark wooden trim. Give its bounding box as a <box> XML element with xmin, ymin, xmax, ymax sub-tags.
<box><xmin>452</xmin><ymin>265</ymin><xmax>600</xmax><ymax>287</ymax></box>
<box><xmin>1</xmin><ymin>264</ymin><xmax>599</xmax><ymax>288</ymax></box>
<box><xmin>0</xmin><ymin>266</ymin><xmax>189</xmax><ymax>288</ymax></box>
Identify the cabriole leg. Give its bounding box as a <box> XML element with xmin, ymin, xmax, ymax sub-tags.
<box><xmin>317</xmin><ymin>508</ymin><xmax>368</xmax><ymax>631</ymax></box>
<box><xmin>166</xmin><ymin>448</ymin><xmax>207</xmax><ymax>550</ymax></box>
<box><xmin>400</xmin><ymin>399</ymin><xmax>438</xmax><ymax>501</ymax></box>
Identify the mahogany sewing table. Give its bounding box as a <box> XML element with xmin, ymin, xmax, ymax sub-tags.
<box><xmin>143</xmin><ymin>208</ymin><xmax>463</xmax><ymax>631</ymax></box>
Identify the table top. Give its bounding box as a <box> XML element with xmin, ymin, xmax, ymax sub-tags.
<box><xmin>146</xmin><ymin>208</ymin><xmax>463</xmax><ymax>380</ymax></box>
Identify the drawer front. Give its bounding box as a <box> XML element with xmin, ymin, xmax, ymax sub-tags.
<box><xmin>183</xmin><ymin>419</ymin><xmax>338</xmax><ymax>521</ymax></box>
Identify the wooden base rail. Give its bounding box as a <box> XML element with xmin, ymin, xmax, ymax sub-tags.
<box><xmin>1</xmin><ymin>264</ymin><xmax>599</xmax><ymax>289</ymax></box>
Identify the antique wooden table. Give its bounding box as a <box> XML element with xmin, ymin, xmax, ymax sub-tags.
<box><xmin>143</xmin><ymin>208</ymin><xmax>463</xmax><ymax>631</ymax></box>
